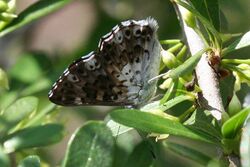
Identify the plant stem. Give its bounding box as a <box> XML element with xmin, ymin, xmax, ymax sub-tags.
<box><xmin>173</xmin><ymin>1</ymin><xmax>227</xmax><ymax>121</ymax></box>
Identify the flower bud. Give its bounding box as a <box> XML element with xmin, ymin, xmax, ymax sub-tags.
<box><xmin>161</xmin><ymin>50</ymin><xmax>179</xmax><ymax>69</ymax></box>
<box><xmin>0</xmin><ymin>1</ymin><xmax>8</xmax><ymax>12</ymax></box>
<box><xmin>159</xmin><ymin>78</ymin><xmax>173</xmax><ymax>90</ymax></box>
<box><xmin>179</xmin><ymin>5</ymin><xmax>196</xmax><ymax>28</ymax></box>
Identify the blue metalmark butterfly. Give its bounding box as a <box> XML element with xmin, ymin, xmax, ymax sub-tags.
<box><xmin>48</xmin><ymin>17</ymin><xmax>161</xmax><ymax>107</ymax></box>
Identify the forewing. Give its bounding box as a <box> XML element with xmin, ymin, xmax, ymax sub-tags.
<box><xmin>49</xmin><ymin>52</ymin><xmax>132</xmax><ymax>106</ymax></box>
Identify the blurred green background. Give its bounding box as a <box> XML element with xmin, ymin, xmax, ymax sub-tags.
<box><xmin>0</xmin><ymin>0</ymin><xmax>249</xmax><ymax>166</ymax></box>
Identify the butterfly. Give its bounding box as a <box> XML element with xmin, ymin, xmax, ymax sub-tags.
<box><xmin>48</xmin><ymin>17</ymin><xmax>161</xmax><ymax>107</ymax></box>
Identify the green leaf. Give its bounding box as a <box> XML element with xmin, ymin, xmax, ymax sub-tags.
<box><xmin>0</xmin><ymin>0</ymin><xmax>71</xmax><ymax>37</ymax></box>
<box><xmin>0</xmin><ymin>145</ymin><xmax>10</xmax><ymax>167</ymax></box>
<box><xmin>0</xmin><ymin>68</ymin><xmax>9</xmax><ymax>90</ymax></box>
<box><xmin>190</xmin><ymin>0</ymin><xmax>220</xmax><ymax>30</ymax></box>
<box><xmin>110</xmin><ymin>109</ymin><xmax>218</xmax><ymax>143</ymax></box>
<box><xmin>240</xmin><ymin>116</ymin><xmax>250</xmax><ymax>167</ymax></box>
<box><xmin>222</xmin><ymin>107</ymin><xmax>250</xmax><ymax>138</ymax></box>
<box><xmin>123</xmin><ymin>141</ymin><xmax>153</xmax><ymax>167</ymax></box>
<box><xmin>163</xmin><ymin>95</ymin><xmax>194</xmax><ymax>111</ymax></box>
<box><xmin>221</xmin><ymin>137</ymin><xmax>240</xmax><ymax>155</ymax></box>
<box><xmin>1</xmin><ymin>96</ymin><xmax>38</xmax><ymax>132</ymax></box>
<box><xmin>168</xmin><ymin>48</ymin><xmax>208</xmax><ymax>79</ymax></box>
<box><xmin>176</xmin><ymin>0</ymin><xmax>220</xmax><ymax>40</ymax></box>
<box><xmin>228</xmin><ymin>93</ymin><xmax>241</xmax><ymax>116</ymax></box>
<box><xmin>222</xmin><ymin>31</ymin><xmax>250</xmax><ymax>56</ymax></box>
<box><xmin>17</xmin><ymin>155</ymin><xmax>40</xmax><ymax>167</ymax></box>
<box><xmin>0</xmin><ymin>91</ymin><xmax>18</xmax><ymax>111</ymax></box>
<box><xmin>20</xmin><ymin>77</ymin><xmax>52</xmax><ymax>96</ymax></box>
<box><xmin>62</xmin><ymin>121</ymin><xmax>114</xmax><ymax>167</ymax></box>
<box><xmin>9</xmin><ymin>53</ymin><xmax>51</xmax><ymax>83</ymax></box>
<box><xmin>207</xmin><ymin>159</ymin><xmax>226</xmax><ymax>167</ymax></box>
<box><xmin>184</xmin><ymin>109</ymin><xmax>222</xmax><ymax>141</ymax></box>
<box><xmin>219</xmin><ymin>74</ymin><xmax>235</xmax><ymax>109</ymax></box>
<box><xmin>106</xmin><ymin>119</ymin><xmax>132</xmax><ymax>137</ymax></box>
<box><xmin>160</xmin><ymin>79</ymin><xmax>175</xmax><ymax>104</ymax></box>
<box><xmin>164</xmin><ymin>141</ymin><xmax>211</xmax><ymax>165</ymax></box>
<box><xmin>3</xmin><ymin>124</ymin><xmax>64</xmax><ymax>153</ymax></box>
<box><xmin>24</xmin><ymin>103</ymin><xmax>56</xmax><ymax>127</ymax></box>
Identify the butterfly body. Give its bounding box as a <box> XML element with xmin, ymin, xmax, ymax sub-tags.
<box><xmin>49</xmin><ymin>17</ymin><xmax>161</xmax><ymax>107</ymax></box>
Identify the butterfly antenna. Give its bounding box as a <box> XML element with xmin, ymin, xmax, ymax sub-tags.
<box><xmin>148</xmin><ymin>71</ymin><xmax>169</xmax><ymax>84</ymax></box>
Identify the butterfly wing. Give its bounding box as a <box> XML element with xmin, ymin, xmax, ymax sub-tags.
<box><xmin>49</xmin><ymin>52</ymin><xmax>132</xmax><ymax>106</ymax></box>
<box><xmin>49</xmin><ymin>17</ymin><xmax>160</xmax><ymax>106</ymax></box>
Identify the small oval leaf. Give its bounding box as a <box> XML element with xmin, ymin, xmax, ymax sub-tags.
<box><xmin>62</xmin><ymin>121</ymin><xmax>114</xmax><ymax>167</ymax></box>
